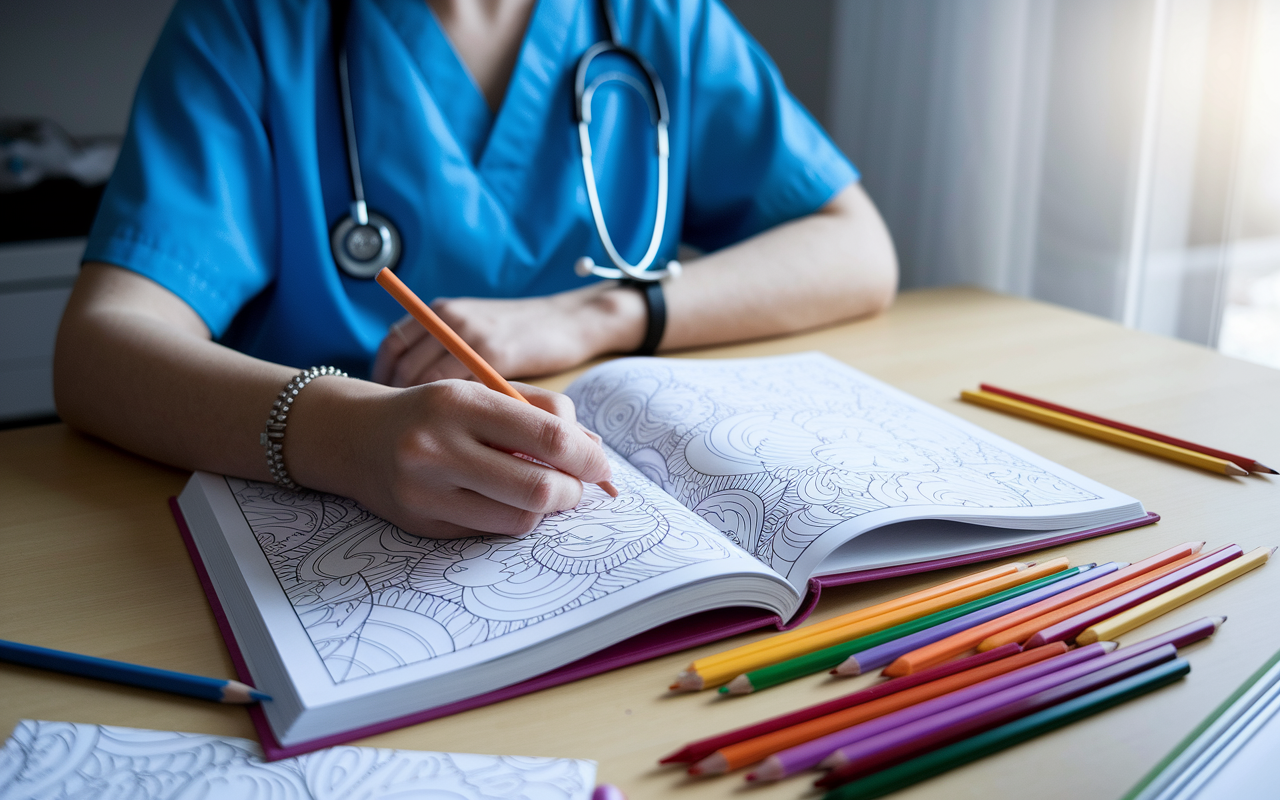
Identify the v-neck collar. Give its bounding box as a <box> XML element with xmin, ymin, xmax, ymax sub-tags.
<box><xmin>368</xmin><ymin>0</ymin><xmax>584</xmax><ymax>205</ymax></box>
<box><xmin>371</xmin><ymin>0</ymin><xmax>494</xmax><ymax>164</ymax></box>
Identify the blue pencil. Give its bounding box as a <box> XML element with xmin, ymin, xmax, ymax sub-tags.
<box><xmin>0</xmin><ymin>639</ymin><xmax>271</xmax><ymax>704</ymax></box>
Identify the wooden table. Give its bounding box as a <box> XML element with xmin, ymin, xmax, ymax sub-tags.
<box><xmin>3</xmin><ymin>287</ymin><xmax>1278</xmax><ymax>799</ymax></box>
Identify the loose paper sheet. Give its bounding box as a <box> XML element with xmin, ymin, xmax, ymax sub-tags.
<box><xmin>0</xmin><ymin>720</ymin><xmax>596</xmax><ymax>800</ymax></box>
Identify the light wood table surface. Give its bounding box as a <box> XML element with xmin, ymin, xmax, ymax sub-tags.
<box><xmin>3</xmin><ymin>286</ymin><xmax>1278</xmax><ymax>799</ymax></box>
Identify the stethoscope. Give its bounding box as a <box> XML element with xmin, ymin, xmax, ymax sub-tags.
<box><xmin>328</xmin><ymin>0</ymin><xmax>680</xmax><ymax>283</ymax></box>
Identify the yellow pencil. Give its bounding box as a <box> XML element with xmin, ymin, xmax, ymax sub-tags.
<box><xmin>674</xmin><ymin>559</ymin><xmax>1067</xmax><ymax>691</ymax></box>
<box><xmin>681</xmin><ymin>561</ymin><xmax>1028</xmax><ymax>677</ymax></box>
<box><xmin>1077</xmin><ymin>546</ymin><xmax>1274</xmax><ymax>644</ymax></box>
<box><xmin>960</xmin><ymin>390</ymin><xmax>1249</xmax><ymax>476</ymax></box>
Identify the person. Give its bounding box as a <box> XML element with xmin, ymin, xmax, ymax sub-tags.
<box><xmin>53</xmin><ymin>0</ymin><xmax>897</xmax><ymax>540</ymax></box>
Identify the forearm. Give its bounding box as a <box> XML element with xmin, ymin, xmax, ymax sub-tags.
<box><xmin>660</xmin><ymin>183</ymin><xmax>897</xmax><ymax>350</ymax></box>
<box><xmin>53</xmin><ymin>264</ymin><xmax>311</xmax><ymax>481</ymax></box>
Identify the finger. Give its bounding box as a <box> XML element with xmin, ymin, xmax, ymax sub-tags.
<box><xmin>372</xmin><ymin>316</ymin><xmax>428</xmax><ymax>385</ymax></box>
<box><xmin>449</xmin><ymin>440</ymin><xmax>588</xmax><ymax>516</ymax></box>
<box><xmin>414</xmin><ymin>354</ymin><xmax>479</xmax><ymax>385</ymax></box>
<box><xmin>470</xmin><ymin>393</ymin><xmax>612</xmax><ymax>486</ymax></box>
<box><xmin>392</xmin><ymin>336</ymin><xmax>450</xmax><ymax>387</ymax></box>
<box><xmin>512</xmin><ymin>383</ymin><xmax>578</xmax><ymax>423</ymax></box>
<box><xmin>396</xmin><ymin>488</ymin><xmax>549</xmax><ymax>537</ymax></box>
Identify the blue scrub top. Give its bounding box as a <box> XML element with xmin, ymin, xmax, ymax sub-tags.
<box><xmin>85</xmin><ymin>0</ymin><xmax>858</xmax><ymax>377</ymax></box>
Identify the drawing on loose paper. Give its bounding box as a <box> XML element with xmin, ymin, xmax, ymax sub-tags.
<box><xmin>0</xmin><ymin>719</ymin><xmax>596</xmax><ymax>800</ymax></box>
<box><xmin>568</xmin><ymin>353</ymin><xmax>1100</xmax><ymax>577</ymax></box>
<box><xmin>227</xmin><ymin>449</ymin><xmax>739</xmax><ymax>683</ymax></box>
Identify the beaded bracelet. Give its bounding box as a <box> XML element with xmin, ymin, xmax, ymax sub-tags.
<box><xmin>260</xmin><ymin>366</ymin><xmax>347</xmax><ymax>490</ymax></box>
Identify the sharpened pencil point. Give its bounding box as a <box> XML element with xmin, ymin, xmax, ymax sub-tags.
<box><xmin>833</xmin><ymin>656</ymin><xmax>862</xmax><ymax>677</ymax></box>
<box><xmin>724</xmin><ymin>675</ymin><xmax>753</xmax><ymax>695</ymax></box>
<box><xmin>249</xmin><ymin>690</ymin><xmax>272</xmax><ymax>702</ymax></box>
<box><xmin>1226</xmin><ymin>462</ymin><xmax>1250</xmax><ymax>476</ymax></box>
<box><xmin>1213</xmin><ymin>615</ymin><xmax>1228</xmax><ymax>629</ymax></box>
<box><xmin>1255</xmin><ymin>462</ymin><xmax>1277</xmax><ymax>474</ymax></box>
<box><xmin>673</xmin><ymin>671</ymin><xmax>704</xmax><ymax>692</ymax></box>
<box><xmin>599</xmin><ymin>480</ymin><xmax>619</xmax><ymax>497</ymax></box>
<box><xmin>689</xmin><ymin>753</ymin><xmax>726</xmax><ymax>776</ymax></box>
<box><xmin>1098</xmin><ymin>641</ymin><xmax>1120</xmax><ymax>652</ymax></box>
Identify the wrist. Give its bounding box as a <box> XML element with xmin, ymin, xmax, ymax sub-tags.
<box><xmin>283</xmin><ymin>374</ymin><xmax>395</xmax><ymax>496</ymax></box>
<box><xmin>585</xmin><ymin>282</ymin><xmax>648</xmax><ymax>356</ymax></box>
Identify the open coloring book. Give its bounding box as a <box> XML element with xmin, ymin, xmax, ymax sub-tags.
<box><xmin>174</xmin><ymin>354</ymin><xmax>1153</xmax><ymax>756</ymax></box>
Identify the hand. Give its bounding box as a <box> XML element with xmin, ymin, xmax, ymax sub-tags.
<box><xmin>287</xmin><ymin>378</ymin><xmax>613</xmax><ymax>539</ymax></box>
<box><xmin>371</xmin><ymin>282</ymin><xmax>647</xmax><ymax>385</ymax></box>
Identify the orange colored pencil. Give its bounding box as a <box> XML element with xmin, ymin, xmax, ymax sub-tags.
<box><xmin>676</xmin><ymin>561</ymin><xmax>1029</xmax><ymax>686</ymax></box>
<box><xmin>689</xmin><ymin>643</ymin><xmax>1068</xmax><ymax>775</ymax></box>
<box><xmin>976</xmin><ymin>547</ymin><xmax>1222</xmax><ymax>652</ymax></box>
<box><xmin>682</xmin><ymin>558</ymin><xmax>1070</xmax><ymax>691</ymax></box>
<box><xmin>376</xmin><ymin>268</ymin><xmax>617</xmax><ymax>497</ymax></box>
<box><xmin>883</xmin><ymin>542</ymin><xmax>1204</xmax><ymax>676</ymax></box>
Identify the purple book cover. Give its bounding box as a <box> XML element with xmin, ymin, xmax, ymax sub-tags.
<box><xmin>169</xmin><ymin>497</ymin><xmax>1156</xmax><ymax>761</ymax></box>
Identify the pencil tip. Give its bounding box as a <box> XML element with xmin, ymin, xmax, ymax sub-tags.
<box><xmin>668</xmin><ymin>684</ymin><xmax>680</xmax><ymax>691</ymax></box>
<box><xmin>1098</xmin><ymin>641</ymin><xmax>1120</xmax><ymax>652</ymax></box>
<box><xmin>1253</xmin><ymin>463</ymin><xmax>1277</xmax><ymax>474</ymax></box>
<box><xmin>599</xmin><ymin>480</ymin><xmax>619</xmax><ymax>497</ymax></box>
<box><xmin>249</xmin><ymin>690</ymin><xmax>272</xmax><ymax>702</ymax></box>
<box><xmin>1212</xmin><ymin>616</ymin><xmax>1228</xmax><ymax>629</ymax></box>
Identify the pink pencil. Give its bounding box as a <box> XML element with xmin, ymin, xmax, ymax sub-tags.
<box><xmin>744</xmin><ymin>642</ymin><xmax>1117</xmax><ymax>782</ymax></box>
<box><xmin>1023</xmin><ymin>546</ymin><xmax>1242</xmax><ymax>648</ymax></box>
<box><xmin>657</xmin><ymin>644</ymin><xmax>1023</xmax><ymax>764</ymax></box>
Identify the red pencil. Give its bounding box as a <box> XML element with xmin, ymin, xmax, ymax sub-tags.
<box><xmin>979</xmin><ymin>384</ymin><xmax>1275</xmax><ymax>474</ymax></box>
<box><xmin>658</xmin><ymin>644</ymin><xmax>1023</xmax><ymax>765</ymax></box>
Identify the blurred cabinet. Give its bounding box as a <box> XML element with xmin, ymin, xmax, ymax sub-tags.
<box><xmin>0</xmin><ymin>239</ymin><xmax>81</xmax><ymax>423</ymax></box>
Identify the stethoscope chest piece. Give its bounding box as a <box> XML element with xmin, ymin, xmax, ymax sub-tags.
<box><xmin>331</xmin><ymin>205</ymin><xmax>401</xmax><ymax>279</ymax></box>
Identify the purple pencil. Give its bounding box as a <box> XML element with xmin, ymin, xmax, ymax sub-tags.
<box><xmin>819</xmin><ymin>646</ymin><xmax>1184</xmax><ymax>787</ymax></box>
<box><xmin>1024</xmin><ymin>547</ymin><xmax>1242</xmax><ymax>649</ymax></box>
<box><xmin>834</xmin><ymin>562</ymin><xmax>1121</xmax><ymax>678</ymax></box>
<box><xmin>818</xmin><ymin>644</ymin><xmax>1177</xmax><ymax>783</ymax></box>
<box><xmin>745</xmin><ymin>641</ymin><xmax>1116</xmax><ymax>782</ymax></box>
<box><xmin>816</xmin><ymin>619</ymin><xmax>1224</xmax><ymax>780</ymax></box>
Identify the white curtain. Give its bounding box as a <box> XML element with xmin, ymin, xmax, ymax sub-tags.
<box><xmin>827</xmin><ymin>0</ymin><xmax>1280</xmax><ymax>368</ymax></box>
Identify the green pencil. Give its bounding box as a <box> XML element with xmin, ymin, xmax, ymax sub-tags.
<box><xmin>723</xmin><ymin>566</ymin><xmax>1084</xmax><ymax>694</ymax></box>
<box><xmin>821</xmin><ymin>657</ymin><xmax>1191</xmax><ymax>799</ymax></box>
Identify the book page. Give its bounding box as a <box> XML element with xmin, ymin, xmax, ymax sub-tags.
<box><xmin>200</xmin><ymin>447</ymin><xmax>790</xmax><ymax>695</ymax></box>
<box><xmin>0</xmin><ymin>720</ymin><xmax>596</xmax><ymax>800</ymax></box>
<box><xmin>567</xmin><ymin>354</ymin><xmax>1143</xmax><ymax>583</ymax></box>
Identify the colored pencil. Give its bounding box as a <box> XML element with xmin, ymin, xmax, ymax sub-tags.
<box><xmin>817</xmin><ymin>645</ymin><xmax>1179</xmax><ymax>786</ymax></box>
<box><xmin>722</xmin><ymin>559</ymin><xmax>1074</xmax><ymax>695</ymax></box>
<box><xmin>819</xmin><ymin>616</ymin><xmax>1218</xmax><ymax>778</ymax></box>
<box><xmin>833</xmin><ymin>563</ymin><xmax>1112</xmax><ymax>678</ymax></box>
<box><xmin>1078</xmin><ymin>548</ymin><xmax>1272</xmax><ymax>644</ymax></box>
<box><xmin>676</xmin><ymin>561</ymin><xmax>1029</xmax><ymax>687</ymax></box>
<box><xmin>818</xmin><ymin>658</ymin><xmax>1191</xmax><ymax>799</ymax></box>
<box><xmin>887</xmin><ymin>542</ymin><xmax>1202</xmax><ymax>676</ymax></box>
<box><xmin>591</xmin><ymin>786</ymin><xmax>626</xmax><ymax>800</ymax></box>
<box><xmin>979</xmin><ymin>384</ymin><xmax>1276</xmax><ymax>475</ymax></box>
<box><xmin>659</xmin><ymin>643</ymin><xmax>1023</xmax><ymax>765</ymax></box>
<box><xmin>686</xmin><ymin>643</ymin><xmax>1070</xmax><ymax>777</ymax></box>
<box><xmin>375</xmin><ymin>267</ymin><xmax>618</xmax><ymax>497</ymax></box>
<box><xmin>681</xmin><ymin>559</ymin><xmax>1050</xmax><ymax>692</ymax></box>
<box><xmin>977</xmin><ymin>546</ymin><xmax>1218</xmax><ymax>652</ymax></box>
<box><xmin>960</xmin><ymin>390</ymin><xmax>1249</xmax><ymax>476</ymax></box>
<box><xmin>0</xmin><ymin>639</ymin><xmax>271</xmax><ymax>704</ymax></box>
<box><xmin>743</xmin><ymin>642</ymin><xmax>1110</xmax><ymax>781</ymax></box>
<box><xmin>1023</xmin><ymin>545</ymin><xmax>1243</xmax><ymax>648</ymax></box>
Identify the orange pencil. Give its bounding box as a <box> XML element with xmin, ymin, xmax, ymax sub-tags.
<box><xmin>685</xmin><ymin>558</ymin><xmax>1070</xmax><ymax>691</ymax></box>
<box><xmin>376</xmin><ymin>268</ymin><xmax>617</xmax><ymax>497</ymax></box>
<box><xmin>688</xmin><ymin>642</ymin><xmax>1068</xmax><ymax>776</ymax></box>
<box><xmin>976</xmin><ymin>546</ymin><xmax>1223</xmax><ymax>652</ymax></box>
<box><xmin>883</xmin><ymin>542</ymin><xmax>1204</xmax><ymax>676</ymax></box>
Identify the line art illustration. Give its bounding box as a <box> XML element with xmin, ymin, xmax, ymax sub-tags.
<box><xmin>568</xmin><ymin>353</ymin><xmax>1099</xmax><ymax>577</ymax></box>
<box><xmin>227</xmin><ymin>450</ymin><xmax>742</xmax><ymax>683</ymax></box>
<box><xmin>0</xmin><ymin>720</ymin><xmax>596</xmax><ymax>800</ymax></box>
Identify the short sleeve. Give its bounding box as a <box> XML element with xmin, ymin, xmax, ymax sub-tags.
<box><xmin>84</xmin><ymin>0</ymin><xmax>276</xmax><ymax>338</ymax></box>
<box><xmin>680</xmin><ymin>0</ymin><xmax>857</xmax><ymax>252</ymax></box>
